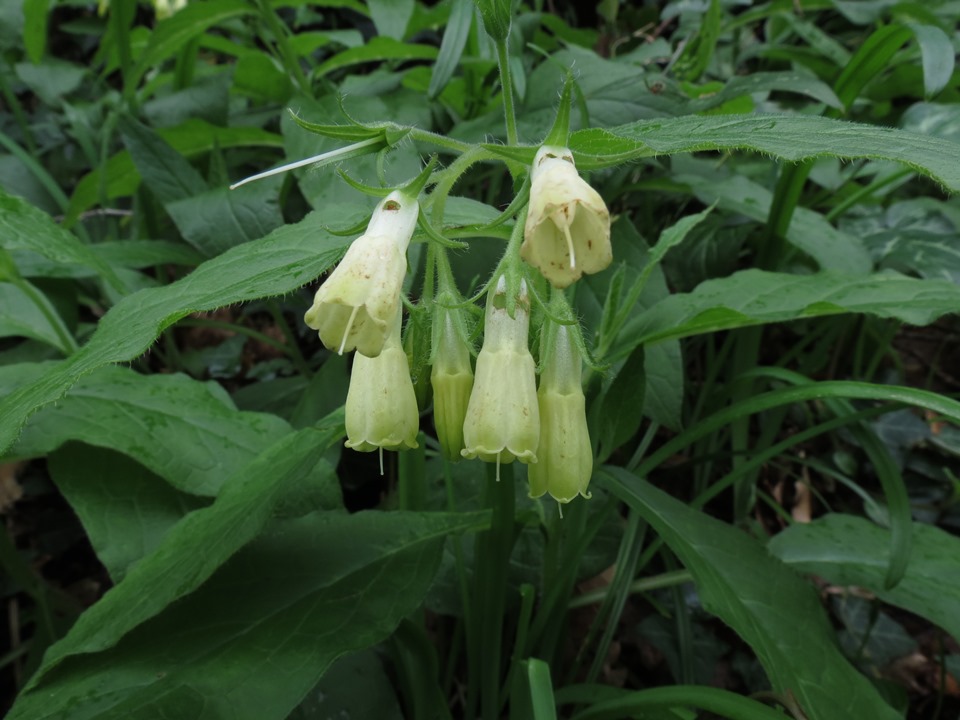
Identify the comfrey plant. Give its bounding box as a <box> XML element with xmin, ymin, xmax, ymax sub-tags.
<box><xmin>237</xmin><ymin>76</ymin><xmax>609</xmax><ymax>506</ymax></box>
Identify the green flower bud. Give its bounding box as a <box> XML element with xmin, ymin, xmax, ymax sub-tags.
<box><xmin>522</xmin><ymin>146</ymin><xmax>612</xmax><ymax>289</ymax></box>
<box><xmin>528</xmin><ymin>323</ymin><xmax>592</xmax><ymax>503</ymax></box>
<box><xmin>345</xmin><ymin>310</ymin><xmax>419</xmax><ymax>457</ymax></box>
<box><xmin>430</xmin><ymin>304</ymin><xmax>474</xmax><ymax>462</ymax></box>
<box><xmin>461</xmin><ymin>276</ymin><xmax>539</xmax><ymax>471</ymax></box>
<box><xmin>305</xmin><ymin>191</ymin><xmax>418</xmax><ymax>358</ymax></box>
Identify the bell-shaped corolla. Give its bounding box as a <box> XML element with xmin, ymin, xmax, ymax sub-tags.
<box><xmin>527</xmin><ymin>323</ymin><xmax>592</xmax><ymax>503</ymax></box>
<box><xmin>461</xmin><ymin>276</ymin><xmax>539</xmax><ymax>470</ymax></box>
<box><xmin>344</xmin><ymin>309</ymin><xmax>420</xmax><ymax>455</ymax></box>
<box><xmin>521</xmin><ymin>145</ymin><xmax>611</xmax><ymax>289</ymax></box>
<box><xmin>304</xmin><ymin>191</ymin><xmax>418</xmax><ymax>358</ymax></box>
<box><xmin>430</xmin><ymin>304</ymin><xmax>474</xmax><ymax>462</ymax></box>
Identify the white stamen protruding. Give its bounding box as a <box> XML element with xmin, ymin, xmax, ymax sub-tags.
<box><xmin>339</xmin><ymin>306</ymin><xmax>360</xmax><ymax>355</ymax></box>
<box><xmin>496</xmin><ymin>451</ymin><xmax>501</xmax><ymax>482</ymax></box>
<box><xmin>561</xmin><ymin>222</ymin><xmax>576</xmax><ymax>269</ymax></box>
<box><xmin>379</xmin><ymin>447</ymin><xmax>384</xmax><ymax>476</ymax></box>
<box><xmin>558</xmin><ymin>502</ymin><xmax>564</xmax><ymax>519</ymax></box>
<box><xmin>229</xmin><ymin>137</ymin><xmax>381</xmax><ymax>190</ymax></box>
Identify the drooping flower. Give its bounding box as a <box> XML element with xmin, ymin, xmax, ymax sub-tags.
<box><xmin>344</xmin><ymin>309</ymin><xmax>419</xmax><ymax>460</ymax></box>
<box><xmin>304</xmin><ymin>190</ymin><xmax>418</xmax><ymax>358</ymax></box>
<box><xmin>527</xmin><ymin>323</ymin><xmax>592</xmax><ymax>503</ymax></box>
<box><xmin>430</xmin><ymin>303</ymin><xmax>474</xmax><ymax>462</ymax></box>
<box><xmin>461</xmin><ymin>276</ymin><xmax>539</xmax><ymax>472</ymax></box>
<box><xmin>521</xmin><ymin>145</ymin><xmax>611</xmax><ymax>289</ymax></box>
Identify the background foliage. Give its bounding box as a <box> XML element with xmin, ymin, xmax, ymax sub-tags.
<box><xmin>1</xmin><ymin>0</ymin><xmax>960</xmax><ymax>718</ymax></box>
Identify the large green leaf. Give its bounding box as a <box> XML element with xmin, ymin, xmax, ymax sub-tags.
<box><xmin>674</xmin><ymin>164</ymin><xmax>871</xmax><ymax>274</ymax></box>
<box><xmin>0</xmin><ymin>190</ymin><xmax>125</xmax><ymax>291</ymax></box>
<box><xmin>0</xmin><ymin>283</ymin><xmax>73</xmax><ymax>354</ymax></box>
<box><xmin>10</xmin><ymin>508</ymin><xmax>487</xmax><ymax>720</ymax></box>
<box><xmin>613</xmin><ymin>269</ymin><xmax>960</xmax><ymax>361</ymax></box>
<box><xmin>18</xmin><ymin>423</ymin><xmax>342</xmax><ymax>691</ymax></box>
<box><xmin>557</xmin><ymin>115</ymin><xmax>960</xmax><ymax>188</ymax></box>
<box><xmin>10</xmin><ymin>240</ymin><xmax>203</xmax><ymax>279</ymax></box>
<box><xmin>315</xmin><ymin>37</ymin><xmax>438</xmax><ymax>77</ymax></box>
<box><xmin>49</xmin><ymin>445</ymin><xmax>207</xmax><ymax>582</ymax></box>
<box><xmin>64</xmin><ymin>120</ymin><xmax>283</xmax><ymax>226</ymax></box>
<box><xmin>769</xmin><ymin>514</ymin><xmax>960</xmax><ymax>642</ymax></box>
<box><xmin>1</xmin><ymin>364</ymin><xmax>291</xmax><ymax>496</ymax></box>
<box><xmin>599</xmin><ymin>467</ymin><xmax>899</xmax><ymax>720</ymax></box>
<box><xmin>129</xmin><ymin>0</ymin><xmax>256</xmax><ymax>88</ymax></box>
<box><xmin>0</xmin><ymin>209</ymin><xmax>352</xmax><ymax>456</ymax></box>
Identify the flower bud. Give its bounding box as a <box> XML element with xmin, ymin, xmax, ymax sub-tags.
<box><xmin>430</xmin><ymin>304</ymin><xmax>474</xmax><ymax>462</ymax></box>
<box><xmin>521</xmin><ymin>146</ymin><xmax>612</xmax><ymax>289</ymax></box>
<box><xmin>461</xmin><ymin>277</ymin><xmax>539</xmax><ymax>469</ymax></box>
<box><xmin>528</xmin><ymin>323</ymin><xmax>592</xmax><ymax>503</ymax></box>
<box><xmin>345</xmin><ymin>309</ymin><xmax>419</xmax><ymax>455</ymax></box>
<box><xmin>304</xmin><ymin>191</ymin><xmax>418</xmax><ymax>358</ymax></box>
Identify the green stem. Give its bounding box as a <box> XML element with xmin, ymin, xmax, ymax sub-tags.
<box><xmin>569</xmin><ymin>569</ymin><xmax>694</xmax><ymax>609</ymax></box>
<box><xmin>568</xmin><ymin>685</ymin><xmax>791</xmax><ymax>720</ymax></box>
<box><xmin>500</xmin><ymin>583</ymin><xmax>536</xmax><ymax>712</ymax></box>
<box><xmin>13</xmin><ymin>278</ymin><xmax>78</xmax><ymax>356</ymax></box>
<box><xmin>407</xmin><ymin>127</ymin><xmax>476</xmax><ymax>155</ymax></box>
<box><xmin>255</xmin><ymin>0</ymin><xmax>311</xmax><ymax>95</ymax></box>
<box><xmin>266</xmin><ymin>300</ymin><xmax>314</xmax><ymax>379</ymax></box>
<box><xmin>112</xmin><ymin>0</ymin><xmax>136</xmax><ymax>106</ymax></box>
<box><xmin>429</xmin><ymin>146</ymin><xmax>489</xmax><ymax>224</ymax></box>
<box><xmin>177</xmin><ymin>318</ymin><xmax>295</xmax><ymax>356</ymax></box>
<box><xmin>495</xmin><ymin>38</ymin><xmax>519</xmax><ymax>146</ymax></box>
<box><xmin>0</xmin><ymin>63</ymin><xmax>37</xmax><ymax>154</ymax></box>
<box><xmin>475</xmin><ymin>462</ymin><xmax>516</xmax><ymax>720</ymax></box>
<box><xmin>825</xmin><ymin>167</ymin><xmax>912</xmax><ymax>222</ymax></box>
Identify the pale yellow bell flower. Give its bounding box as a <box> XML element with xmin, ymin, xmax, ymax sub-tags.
<box><xmin>461</xmin><ymin>277</ymin><xmax>539</xmax><ymax>476</ymax></box>
<box><xmin>344</xmin><ymin>309</ymin><xmax>419</xmax><ymax>468</ymax></box>
<box><xmin>304</xmin><ymin>191</ymin><xmax>418</xmax><ymax>358</ymax></box>
<box><xmin>430</xmin><ymin>306</ymin><xmax>474</xmax><ymax>462</ymax></box>
<box><xmin>521</xmin><ymin>146</ymin><xmax>611</xmax><ymax>288</ymax></box>
<box><xmin>527</xmin><ymin>324</ymin><xmax>592</xmax><ymax>503</ymax></box>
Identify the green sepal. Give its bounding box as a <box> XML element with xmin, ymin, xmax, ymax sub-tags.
<box><xmin>401</xmin><ymin>155</ymin><xmax>439</xmax><ymax>197</ymax></box>
<box><xmin>287</xmin><ymin>110</ymin><xmax>383</xmax><ymax>142</ymax></box>
<box><xmin>474</xmin><ymin>0</ymin><xmax>512</xmax><ymax>41</ymax></box>
<box><xmin>337</xmin><ymin>169</ymin><xmax>393</xmax><ymax>197</ymax></box>
<box><xmin>0</xmin><ymin>248</ymin><xmax>21</xmax><ymax>282</ymax></box>
<box><xmin>543</xmin><ymin>73</ymin><xmax>575</xmax><ymax>147</ymax></box>
<box><xmin>416</xmin><ymin>214</ymin><xmax>469</xmax><ymax>250</ymax></box>
<box><xmin>478</xmin><ymin>176</ymin><xmax>530</xmax><ymax>230</ymax></box>
<box><xmin>481</xmin><ymin>143</ymin><xmax>537</xmax><ymax>166</ymax></box>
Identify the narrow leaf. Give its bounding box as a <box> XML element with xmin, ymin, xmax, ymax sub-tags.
<box><xmin>770</xmin><ymin>514</ymin><xmax>960</xmax><ymax>642</ymax></box>
<box><xmin>428</xmin><ymin>0</ymin><xmax>472</xmax><ymax>99</ymax></box>
<box><xmin>11</xmin><ymin>509</ymin><xmax>487</xmax><ymax>720</ymax></box>
<box><xmin>599</xmin><ymin>467</ymin><xmax>900</xmax><ymax>720</ymax></box>
<box><xmin>564</xmin><ymin>114</ymin><xmax>960</xmax><ymax>190</ymax></box>
<box><xmin>20</xmin><ymin>423</ymin><xmax>342</xmax><ymax>689</ymax></box>
<box><xmin>1</xmin><ymin>364</ymin><xmax>292</xmax><ymax>496</ymax></box>
<box><xmin>0</xmin><ymin>209</ymin><xmax>354</xmax><ymax>457</ymax></box>
<box><xmin>615</xmin><ymin>269</ymin><xmax>960</xmax><ymax>360</ymax></box>
<box><xmin>0</xmin><ymin>190</ymin><xmax>126</xmax><ymax>291</ymax></box>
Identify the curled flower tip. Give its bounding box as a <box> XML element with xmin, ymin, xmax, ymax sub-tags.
<box><xmin>304</xmin><ymin>190</ymin><xmax>418</xmax><ymax>358</ymax></box>
<box><xmin>522</xmin><ymin>145</ymin><xmax>612</xmax><ymax>288</ymax></box>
